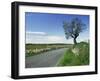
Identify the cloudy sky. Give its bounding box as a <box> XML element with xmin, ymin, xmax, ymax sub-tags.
<box><xmin>25</xmin><ymin>12</ymin><xmax>89</xmax><ymax>44</ymax></box>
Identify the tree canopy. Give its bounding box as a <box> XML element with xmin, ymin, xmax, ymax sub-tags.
<box><xmin>63</xmin><ymin>18</ymin><xmax>86</xmax><ymax>44</ymax></box>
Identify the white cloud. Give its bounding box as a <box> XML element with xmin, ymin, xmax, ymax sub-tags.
<box><xmin>26</xmin><ymin>31</ymin><xmax>73</xmax><ymax>44</ymax></box>
<box><xmin>47</xmin><ymin>36</ymin><xmax>64</xmax><ymax>42</ymax></box>
<box><xmin>26</xmin><ymin>31</ymin><xmax>47</xmax><ymax>36</ymax></box>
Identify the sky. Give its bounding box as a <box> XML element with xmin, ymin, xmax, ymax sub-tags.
<box><xmin>25</xmin><ymin>12</ymin><xmax>89</xmax><ymax>44</ymax></box>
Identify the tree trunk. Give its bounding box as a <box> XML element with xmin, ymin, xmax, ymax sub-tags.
<box><xmin>74</xmin><ymin>37</ymin><xmax>77</xmax><ymax>45</ymax></box>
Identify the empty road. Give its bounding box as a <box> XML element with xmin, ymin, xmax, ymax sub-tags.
<box><xmin>25</xmin><ymin>48</ymin><xmax>67</xmax><ymax>68</ymax></box>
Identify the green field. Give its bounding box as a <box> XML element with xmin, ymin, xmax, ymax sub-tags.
<box><xmin>57</xmin><ymin>42</ymin><xmax>89</xmax><ymax>66</ymax></box>
<box><xmin>26</xmin><ymin>43</ymin><xmax>72</xmax><ymax>57</ymax></box>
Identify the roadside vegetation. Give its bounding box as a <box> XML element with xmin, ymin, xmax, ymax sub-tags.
<box><xmin>26</xmin><ymin>44</ymin><xmax>72</xmax><ymax>57</ymax></box>
<box><xmin>57</xmin><ymin>42</ymin><xmax>89</xmax><ymax>66</ymax></box>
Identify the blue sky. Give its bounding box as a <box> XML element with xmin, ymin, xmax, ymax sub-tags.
<box><xmin>25</xmin><ymin>12</ymin><xmax>89</xmax><ymax>44</ymax></box>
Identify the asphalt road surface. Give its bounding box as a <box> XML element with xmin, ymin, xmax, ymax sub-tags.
<box><xmin>25</xmin><ymin>48</ymin><xmax>67</xmax><ymax>68</ymax></box>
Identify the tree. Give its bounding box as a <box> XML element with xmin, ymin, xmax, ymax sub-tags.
<box><xmin>63</xmin><ymin>18</ymin><xmax>86</xmax><ymax>44</ymax></box>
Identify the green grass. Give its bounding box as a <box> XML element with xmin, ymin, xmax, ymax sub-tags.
<box><xmin>57</xmin><ymin>42</ymin><xmax>89</xmax><ymax>66</ymax></box>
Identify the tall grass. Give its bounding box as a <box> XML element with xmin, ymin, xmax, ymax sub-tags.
<box><xmin>57</xmin><ymin>42</ymin><xmax>89</xmax><ymax>66</ymax></box>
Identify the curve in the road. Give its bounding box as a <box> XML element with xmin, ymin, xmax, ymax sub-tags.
<box><xmin>25</xmin><ymin>48</ymin><xmax>67</xmax><ymax>68</ymax></box>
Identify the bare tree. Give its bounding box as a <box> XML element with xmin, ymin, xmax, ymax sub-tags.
<box><xmin>63</xmin><ymin>18</ymin><xmax>86</xmax><ymax>44</ymax></box>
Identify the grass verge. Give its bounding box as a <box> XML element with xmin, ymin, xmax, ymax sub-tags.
<box><xmin>57</xmin><ymin>42</ymin><xmax>89</xmax><ymax>66</ymax></box>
